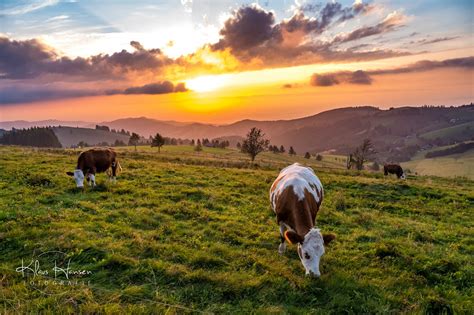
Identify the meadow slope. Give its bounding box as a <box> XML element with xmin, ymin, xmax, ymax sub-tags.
<box><xmin>0</xmin><ymin>146</ymin><xmax>473</xmax><ymax>314</ymax></box>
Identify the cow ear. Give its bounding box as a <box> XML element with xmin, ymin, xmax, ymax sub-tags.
<box><xmin>66</xmin><ymin>171</ymin><xmax>74</xmax><ymax>176</ymax></box>
<box><xmin>323</xmin><ymin>233</ymin><xmax>336</xmax><ymax>245</ymax></box>
<box><xmin>284</xmin><ymin>230</ymin><xmax>304</xmax><ymax>244</ymax></box>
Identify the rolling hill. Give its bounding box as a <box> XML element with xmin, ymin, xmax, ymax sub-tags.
<box><xmin>2</xmin><ymin>104</ymin><xmax>473</xmax><ymax>161</ymax></box>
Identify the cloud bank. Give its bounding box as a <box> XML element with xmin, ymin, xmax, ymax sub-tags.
<box><xmin>310</xmin><ymin>56</ymin><xmax>474</xmax><ymax>86</ymax></box>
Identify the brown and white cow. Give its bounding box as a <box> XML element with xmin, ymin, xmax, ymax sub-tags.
<box><xmin>67</xmin><ymin>148</ymin><xmax>121</xmax><ymax>188</ymax></box>
<box><xmin>384</xmin><ymin>164</ymin><xmax>405</xmax><ymax>179</ymax></box>
<box><xmin>270</xmin><ymin>163</ymin><xmax>335</xmax><ymax>276</ymax></box>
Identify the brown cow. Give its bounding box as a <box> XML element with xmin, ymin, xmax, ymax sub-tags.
<box><xmin>270</xmin><ymin>163</ymin><xmax>335</xmax><ymax>276</ymax></box>
<box><xmin>67</xmin><ymin>148</ymin><xmax>121</xmax><ymax>188</ymax></box>
<box><xmin>384</xmin><ymin>164</ymin><xmax>405</xmax><ymax>179</ymax></box>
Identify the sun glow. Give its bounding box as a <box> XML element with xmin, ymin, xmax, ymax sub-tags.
<box><xmin>185</xmin><ymin>75</ymin><xmax>229</xmax><ymax>93</ymax></box>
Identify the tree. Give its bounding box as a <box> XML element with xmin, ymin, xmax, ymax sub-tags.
<box><xmin>114</xmin><ymin>139</ymin><xmax>125</xmax><ymax>146</ymax></box>
<box><xmin>151</xmin><ymin>133</ymin><xmax>165</xmax><ymax>152</ymax></box>
<box><xmin>236</xmin><ymin>142</ymin><xmax>241</xmax><ymax>149</ymax></box>
<box><xmin>129</xmin><ymin>132</ymin><xmax>140</xmax><ymax>151</ymax></box>
<box><xmin>191</xmin><ymin>139</ymin><xmax>195</xmax><ymax>146</ymax></box>
<box><xmin>288</xmin><ymin>146</ymin><xmax>296</xmax><ymax>156</ymax></box>
<box><xmin>194</xmin><ymin>139</ymin><xmax>203</xmax><ymax>152</ymax></box>
<box><xmin>304</xmin><ymin>152</ymin><xmax>311</xmax><ymax>159</ymax></box>
<box><xmin>352</xmin><ymin>139</ymin><xmax>376</xmax><ymax>170</ymax></box>
<box><xmin>240</xmin><ymin>127</ymin><xmax>269</xmax><ymax>161</ymax></box>
<box><xmin>346</xmin><ymin>154</ymin><xmax>354</xmax><ymax>170</ymax></box>
<box><xmin>279</xmin><ymin>145</ymin><xmax>285</xmax><ymax>153</ymax></box>
<box><xmin>316</xmin><ymin>154</ymin><xmax>323</xmax><ymax>161</ymax></box>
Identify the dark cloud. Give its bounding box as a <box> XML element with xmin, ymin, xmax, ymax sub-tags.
<box><xmin>1</xmin><ymin>80</ymin><xmax>187</xmax><ymax>104</ymax></box>
<box><xmin>310</xmin><ymin>73</ymin><xmax>340</xmax><ymax>86</ymax></box>
<box><xmin>310</xmin><ymin>70</ymin><xmax>371</xmax><ymax>86</ymax></box>
<box><xmin>0</xmin><ymin>37</ymin><xmax>171</xmax><ymax>80</ymax></box>
<box><xmin>106</xmin><ymin>81</ymin><xmax>188</xmax><ymax>95</ymax></box>
<box><xmin>130</xmin><ymin>40</ymin><xmax>145</xmax><ymax>51</ymax></box>
<box><xmin>310</xmin><ymin>56</ymin><xmax>474</xmax><ymax>87</ymax></box>
<box><xmin>212</xmin><ymin>5</ymin><xmax>277</xmax><ymax>53</ymax></box>
<box><xmin>210</xmin><ymin>2</ymin><xmax>388</xmax><ymax>67</ymax></box>
<box><xmin>349</xmin><ymin>70</ymin><xmax>372</xmax><ymax>84</ymax></box>
<box><xmin>0</xmin><ymin>86</ymin><xmax>101</xmax><ymax>104</ymax></box>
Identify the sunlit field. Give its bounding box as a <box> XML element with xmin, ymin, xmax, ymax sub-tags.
<box><xmin>0</xmin><ymin>146</ymin><xmax>472</xmax><ymax>313</ymax></box>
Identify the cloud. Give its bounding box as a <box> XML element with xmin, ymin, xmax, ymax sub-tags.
<box><xmin>349</xmin><ymin>70</ymin><xmax>372</xmax><ymax>84</ymax></box>
<box><xmin>0</xmin><ymin>0</ymin><xmax>59</xmax><ymax>16</ymax></box>
<box><xmin>412</xmin><ymin>36</ymin><xmax>459</xmax><ymax>46</ymax></box>
<box><xmin>370</xmin><ymin>56</ymin><xmax>474</xmax><ymax>75</ymax></box>
<box><xmin>106</xmin><ymin>81</ymin><xmax>188</xmax><ymax>95</ymax></box>
<box><xmin>0</xmin><ymin>86</ymin><xmax>101</xmax><ymax>104</ymax></box>
<box><xmin>310</xmin><ymin>70</ymin><xmax>371</xmax><ymax>86</ymax></box>
<box><xmin>210</xmin><ymin>3</ymin><xmax>407</xmax><ymax>68</ymax></box>
<box><xmin>181</xmin><ymin>0</ymin><xmax>193</xmax><ymax>13</ymax></box>
<box><xmin>310</xmin><ymin>56</ymin><xmax>474</xmax><ymax>87</ymax></box>
<box><xmin>333</xmin><ymin>11</ymin><xmax>407</xmax><ymax>44</ymax></box>
<box><xmin>0</xmin><ymin>80</ymin><xmax>187</xmax><ymax>105</ymax></box>
<box><xmin>310</xmin><ymin>73</ymin><xmax>340</xmax><ymax>86</ymax></box>
<box><xmin>0</xmin><ymin>37</ymin><xmax>171</xmax><ymax>80</ymax></box>
<box><xmin>212</xmin><ymin>4</ymin><xmax>277</xmax><ymax>53</ymax></box>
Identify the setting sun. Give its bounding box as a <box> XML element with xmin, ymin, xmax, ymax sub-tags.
<box><xmin>185</xmin><ymin>75</ymin><xmax>229</xmax><ymax>93</ymax></box>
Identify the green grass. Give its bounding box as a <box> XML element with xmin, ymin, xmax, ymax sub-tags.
<box><xmin>419</xmin><ymin>121</ymin><xmax>474</xmax><ymax>140</ymax></box>
<box><xmin>1</xmin><ymin>145</ymin><xmax>473</xmax><ymax>313</ymax></box>
<box><xmin>403</xmin><ymin>148</ymin><xmax>474</xmax><ymax>179</ymax></box>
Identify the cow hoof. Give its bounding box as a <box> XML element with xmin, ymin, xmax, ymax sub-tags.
<box><xmin>278</xmin><ymin>243</ymin><xmax>286</xmax><ymax>255</ymax></box>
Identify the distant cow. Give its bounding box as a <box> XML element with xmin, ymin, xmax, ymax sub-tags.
<box><xmin>67</xmin><ymin>148</ymin><xmax>121</xmax><ymax>188</ymax></box>
<box><xmin>384</xmin><ymin>164</ymin><xmax>405</xmax><ymax>179</ymax></box>
<box><xmin>270</xmin><ymin>163</ymin><xmax>335</xmax><ymax>276</ymax></box>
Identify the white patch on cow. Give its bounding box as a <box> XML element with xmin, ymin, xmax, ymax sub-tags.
<box><xmin>89</xmin><ymin>174</ymin><xmax>96</xmax><ymax>186</ymax></box>
<box><xmin>270</xmin><ymin>163</ymin><xmax>323</xmax><ymax>210</ymax></box>
<box><xmin>297</xmin><ymin>228</ymin><xmax>325</xmax><ymax>276</ymax></box>
<box><xmin>401</xmin><ymin>173</ymin><xmax>406</xmax><ymax>179</ymax></box>
<box><xmin>73</xmin><ymin>169</ymin><xmax>84</xmax><ymax>188</ymax></box>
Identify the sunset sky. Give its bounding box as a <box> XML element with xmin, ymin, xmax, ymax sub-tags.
<box><xmin>0</xmin><ymin>0</ymin><xmax>473</xmax><ymax>123</ymax></box>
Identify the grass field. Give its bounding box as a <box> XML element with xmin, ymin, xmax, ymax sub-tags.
<box><xmin>402</xmin><ymin>148</ymin><xmax>474</xmax><ymax>180</ymax></box>
<box><xmin>419</xmin><ymin>122</ymin><xmax>474</xmax><ymax>141</ymax></box>
<box><xmin>0</xmin><ymin>145</ymin><xmax>473</xmax><ymax>313</ymax></box>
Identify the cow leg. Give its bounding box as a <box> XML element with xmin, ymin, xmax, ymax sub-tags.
<box><xmin>88</xmin><ymin>168</ymin><xmax>96</xmax><ymax>187</ymax></box>
<box><xmin>112</xmin><ymin>162</ymin><xmax>117</xmax><ymax>183</ymax></box>
<box><xmin>89</xmin><ymin>174</ymin><xmax>96</xmax><ymax>187</ymax></box>
<box><xmin>278</xmin><ymin>223</ymin><xmax>287</xmax><ymax>254</ymax></box>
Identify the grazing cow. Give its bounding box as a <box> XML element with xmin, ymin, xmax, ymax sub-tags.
<box><xmin>384</xmin><ymin>164</ymin><xmax>405</xmax><ymax>179</ymax></box>
<box><xmin>270</xmin><ymin>163</ymin><xmax>335</xmax><ymax>276</ymax></box>
<box><xmin>67</xmin><ymin>148</ymin><xmax>121</xmax><ymax>188</ymax></box>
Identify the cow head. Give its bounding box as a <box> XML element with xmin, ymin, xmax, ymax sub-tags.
<box><xmin>66</xmin><ymin>169</ymin><xmax>85</xmax><ymax>188</ymax></box>
<box><xmin>285</xmin><ymin>228</ymin><xmax>335</xmax><ymax>276</ymax></box>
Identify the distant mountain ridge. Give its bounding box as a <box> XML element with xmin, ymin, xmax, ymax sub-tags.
<box><xmin>0</xmin><ymin>120</ymin><xmax>90</xmax><ymax>130</ymax></box>
<box><xmin>2</xmin><ymin>105</ymin><xmax>473</xmax><ymax>161</ymax></box>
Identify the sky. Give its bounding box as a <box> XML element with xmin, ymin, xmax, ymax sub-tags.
<box><xmin>0</xmin><ymin>0</ymin><xmax>473</xmax><ymax>123</ymax></box>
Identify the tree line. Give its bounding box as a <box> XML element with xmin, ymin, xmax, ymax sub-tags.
<box><xmin>0</xmin><ymin>127</ymin><xmax>62</xmax><ymax>148</ymax></box>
